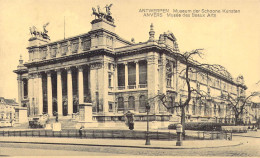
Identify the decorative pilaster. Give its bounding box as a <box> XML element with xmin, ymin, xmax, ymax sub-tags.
<box><xmin>77</xmin><ymin>38</ymin><xmax>82</xmax><ymax>53</ymax></box>
<box><xmin>90</xmin><ymin>65</ymin><xmax>97</xmax><ymax>112</ymax></box>
<box><xmin>102</xmin><ymin>62</ymin><xmax>109</xmax><ymax>113</ymax></box>
<box><xmin>67</xmin><ymin>41</ymin><xmax>72</xmax><ymax>55</ymax></box>
<box><xmin>147</xmin><ymin>52</ymin><xmax>159</xmax><ymax>113</ymax></box>
<box><xmin>160</xmin><ymin>54</ymin><xmax>167</xmax><ymax>94</ymax></box>
<box><xmin>67</xmin><ymin>68</ymin><xmax>73</xmax><ymax>115</ymax></box>
<box><xmin>57</xmin><ymin>43</ymin><xmax>61</xmax><ymax>57</ymax></box>
<box><xmin>171</xmin><ymin>62</ymin><xmax>174</xmax><ymax>89</ymax></box>
<box><xmin>124</xmin><ymin>62</ymin><xmax>128</xmax><ymax>89</ymax></box>
<box><xmin>135</xmin><ymin>61</ymin><xmax>139</xmax><ymax>88</ymax></box>
<box><xmin>47</xmin><ymin>71</ymin><xmax>53</xmax><ymax>115</ymax></box>
<box><xmin>57</xmin><ymin>69</ymin><xmax>63</xmax><ymax>115</ymax></box>
<box><xmin>46</xmin><ymin>46</ymin><xmax>51</xmax><ymax>59</ymax></box>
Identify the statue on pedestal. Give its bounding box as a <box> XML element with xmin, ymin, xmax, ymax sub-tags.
<box><xmin>29</xmin><ymin>22</ymin><xmax>50</xmax><ymax>40</ymax></box>
<box><xmin>91</xmin><ymin>4</ymin><xmax>114</xmax><ymax>23</ymax></box>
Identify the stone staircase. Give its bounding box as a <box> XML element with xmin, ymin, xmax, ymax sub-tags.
<box><xmin>56</xmin><ymin>116</ymin><xmax>78</xmax><ymax>129</ymax></box>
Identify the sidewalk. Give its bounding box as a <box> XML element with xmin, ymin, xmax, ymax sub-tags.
<box><xmin>0</xmin><ymin>136</ymin><xmax>242</xmax><ymax>149</ymax></box>
<box><xmin>232</xmin><ymin>131</ymin><xmax>260</xmax><ymax>138</ymax></box>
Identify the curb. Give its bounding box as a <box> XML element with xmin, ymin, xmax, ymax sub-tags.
<box><xmin>0</xmin><ymin>140</ymin><xmax>243</xmax><ymax>150</ymax></box>
<box><xmin>232</xmin><ymin>135</ymin><xmax>260</xmax><ymax>138</ymax></box>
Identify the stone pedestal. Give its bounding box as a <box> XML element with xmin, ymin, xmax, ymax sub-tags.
<box><xmin>15</xmin><ymin>107</ymin><xmax>28</xmax><ymax>123</ymax></box>
<box><xmin>52</xmin><ymin>122</ymin><xmax>61</xmax><ymax>131</ymax></box>
<box><xmin>76</xmin><ymin>103</ymin><xmax>98</xmax><ymax>129</ymax></box>
<box><xmin>45</xmin><ymin>124</ymin><xmax>52</xmax><ymax>130</ymax></box>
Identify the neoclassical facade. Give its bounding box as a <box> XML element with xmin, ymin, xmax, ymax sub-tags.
<box><xmin>14</xmin><ymin>11</ymin><xmax>247</xmax><ymax>124</ymax></box>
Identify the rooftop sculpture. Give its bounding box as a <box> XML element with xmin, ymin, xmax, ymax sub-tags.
<box><xmin>29</xmin><ymin>22</ymin><xmax>50</xmax><ymax>40</ymax></box>
<box><xmin>92</xmin><ymin>4</ymin><xmax>114</xmax><ymax>23</ymax></box>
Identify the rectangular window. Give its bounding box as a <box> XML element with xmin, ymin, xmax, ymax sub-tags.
<box><xmin>139</xmin><ymin>60</ymin><xmax>147</xmax><ymax>85</ymax></box>
<box><xmin>109</xmin><ymin>103</ymin><xmax>113</xmax><ymax>112</ymax></box>
<box><xmin>128</xmin><ymin>62</ymin><xmax>136</xmax><ymax>86</ymax></box>
<box><xmin>108</xmin><ymin>73</ymin><xmax>112</xmax><ymax>87</ymax></box>
<box><xmin>117</xmin><ymin>64</ymin><xmax>125</xmax><ymax>87</ymax></box>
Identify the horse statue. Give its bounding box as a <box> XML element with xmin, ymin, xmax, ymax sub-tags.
<box><xmin>105</xmin><ymin>4</ymin><xmax>112</xmax><ymax>16</ymax></box>
<box><xmin>92</xmin><ymin>7</ymin><xmax>100</xmax><ymax>19</ymax></box>
<box><xmin>29</xmin><ymin>23</ymin><xmax>50</xmax><ymax>40</ymax></box>
<box><xmin>43</xmin><ymin>22</ymin><xmax>49</xmax><ymax>34</ymax></box>
<box><xmin>97</xmin><ymin>5</ymin><xmax>106</xmax><ymax>19</ymax></box>
<box><xmin>30</xmin><ymin>26</ymin><xmax>38</xmax><ymax>37</ymax></box>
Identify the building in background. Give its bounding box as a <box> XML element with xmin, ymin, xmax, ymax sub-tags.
<box><xmin>0</xmin><ymin>97</ymin><xmax>17</xmax><ymax>127</ymax></box>
<box><xmin>13</xmin><ymin>5</ymin><xmax>249</xmax><ymax>127</ymax></box>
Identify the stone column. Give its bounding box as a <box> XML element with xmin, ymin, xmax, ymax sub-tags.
<box><xmin>33</xmin><ymin>73</ymin><xmax>39</xmax><ymax>115</ymax></box>
<box><xmin>17</xmin><ymin>75</ymin><xmax>22</xmax><ymax>106</ymax></box>
<box><xmin>47</xmin><ymin>71</ymin><xmax>53</xmax><ymax>116</ymax></box>
<box><xmin>67</xmin><ymin>68</ymin><xmax>73</xmax><ymax>115</ymax></box>
<box><xmin>57</xmin><ymin>69</ymin><xmax>63</xmax><ymax>116</ymax></box>
<box><xmin>28</xmin><ymin>74</ymin><xmax>34</xmax><ymax>116</ymax></box>
<box><xmin>78</xmin><ymin>66</ymin><xmax>84</xmax><ymax>104</ymax></box>
<box><xmin>38</xmin><ymin>73</ymin><xmax>43</xmax><ymax>115</ymax></box>
<box><xmin>124</xmin><ymin>62</ymin><xmax>128</xmax><ymax>89</ymax></box>
<box><xmin>135</xmin><ymin>61</ymin><xmax>139</xmax><ymax>88</ymax></box>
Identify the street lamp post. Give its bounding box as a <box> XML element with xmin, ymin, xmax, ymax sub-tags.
<box><xmin>145</xmin><ymin>102</ymin><xmax>151</xmax><ymax>145</ymax></box>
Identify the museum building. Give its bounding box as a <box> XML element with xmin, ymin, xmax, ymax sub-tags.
<box><xmin>14</xmin><ymin>9</ymin><xmax>248</xmax><ymax>126</ymax></box>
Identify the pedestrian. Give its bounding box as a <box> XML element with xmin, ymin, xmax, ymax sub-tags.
<box><xmin>79</xmin><ymin>126</ymin><xmax>83</xmax><ymax>138</ymax></box>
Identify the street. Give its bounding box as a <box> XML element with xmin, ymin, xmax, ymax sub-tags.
<box><xmin>0</xmin><ymin>131</ymin><xmax>259</xmax><ymax>156</ymax></box>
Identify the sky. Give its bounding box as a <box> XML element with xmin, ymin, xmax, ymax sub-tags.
<box><xmin>0</xmin><ymin>0</ymin><xmax>259</xmax><ymax>100</ymax></box>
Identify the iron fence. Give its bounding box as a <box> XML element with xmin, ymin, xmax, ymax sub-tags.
<box><xmin>0</xmin><ymin>129</ymin><xmax>231</xmax><ymax>140</ymax></box>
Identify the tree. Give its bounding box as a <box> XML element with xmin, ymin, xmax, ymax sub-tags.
<box><xmin>219</xmin><ymin>91</ymin><xmax>259</xmax><ymax>125</ymax></box>
<box><xmin>159</xmin><ymin>49</ymin><xmax>229</xmax><ymax>138</ymax></box>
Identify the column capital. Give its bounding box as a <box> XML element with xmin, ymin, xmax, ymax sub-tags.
<box><xmin>37</xmin><ymin>73</ymin><xmax>42</xmax><ymax>78</ymax></box>
<box><xmin>55</xmin><ymin>68</ymin><xmax>62</xmax><ymax>75</ymax></box>
<box><xmin>134</xmin><ymin>60</ymin><xmax>139</xmax><ymax>64</ymax></box>
<box><xmin>46</xmin><ymin>71</ymin><xmax>52</xmax><ymax>77</ymax></box>
<box><xmin>28</xmin><ymin>73</ymin><xmax>35</xmax><ymax>79</ymax></box>
<box><xmin>123</xmin><ymin>62</ymin><xmax>128</xmax><ymax>65</ymax></box>
<box><xmin>65</xmin><ymin>67</ymin><xmax>72</xmax><ymax>73</ymax></box>
<box><xmin>17</xmin><ymin>74</ymin><xmax>22</xmax><ymax>80</ymax></box>
<box><xmin>76</xmin><ymin>65</ymin><xmax>84</xmax><ymax>72</ymax></box>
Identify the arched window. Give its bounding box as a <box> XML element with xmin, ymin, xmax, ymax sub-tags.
<box><xmin>139</xmin><ymin>95</ymin><xmax>146</xmax><ymax>113</ymax></box>
<box><xmin>128</xmin><ymin>96</ymin><xmax>135</xmax><ymax>110</ymax></box>
<box><xmin>118</xmin><ymin>97</ymin><xmax>124</xmax><ymax>111</ymax></box>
